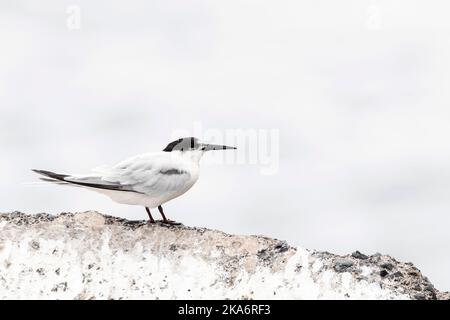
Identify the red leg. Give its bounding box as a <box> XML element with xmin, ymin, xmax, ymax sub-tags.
<box><xmin>158</xmin><ymin>205</ymin><xmax>181</xmax><ymax>225</ymax></box>
<box><xmin>145</xmin><ymin>207</ymin><xmax>155</xmax><ymax>223</ymax></box>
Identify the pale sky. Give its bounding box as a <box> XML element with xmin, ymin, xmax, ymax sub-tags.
<box><xmin>1</xmin><ymin>0</ymin><xmax>450</xmax><ymax>290</ymax></box>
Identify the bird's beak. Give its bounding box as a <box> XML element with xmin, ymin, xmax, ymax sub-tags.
<box><xmin>201</xmin><ymin>143</ymin><xmax>237</xmax><ymax>151</ymax></box>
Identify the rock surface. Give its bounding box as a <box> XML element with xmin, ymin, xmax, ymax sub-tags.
<box><xmin>0</xmin><ymin>211</ymin><xmax>447</xmax><ymax>300</ymax></box>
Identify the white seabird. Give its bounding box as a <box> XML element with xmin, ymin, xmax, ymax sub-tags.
<box><xmin>33</xmin><ymin>137</ymin><xmax>236</xmax><ymax>224</ymax></box>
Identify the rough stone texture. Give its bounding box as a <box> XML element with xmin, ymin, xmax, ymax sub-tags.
<box><xmin>0</xmin><ymin>211</ymin><xmax>448</xmax><ymax>300</ymax></box>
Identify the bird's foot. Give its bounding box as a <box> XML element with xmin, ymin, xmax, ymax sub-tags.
<box><xmin>147</xmin><ymin>219</ymin><xmax>156</xmax><ymax>224</ymax></box>
<box><xmin>161</xmin><ymin>219</ymin><xmax>182</xmax><ymax>225</ymax></box>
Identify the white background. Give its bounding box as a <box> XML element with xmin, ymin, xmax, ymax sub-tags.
<box><xmin>1</xmin><ymin>1</ymin><xmax>450</xmax><ymax>290</ymax></box>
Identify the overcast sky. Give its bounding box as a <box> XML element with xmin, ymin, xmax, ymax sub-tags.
<box><xmin>1</xmin><ymin>0</ymin><xmax>450</xmax><ymax>290</ymax></box>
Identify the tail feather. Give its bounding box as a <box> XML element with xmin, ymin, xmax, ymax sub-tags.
<box><xmin>38</xmin><ymin>177</ymin><xmax>68</xmax><ymax>185</ymax></box>
<box><xmin>32</xmin><ymin>169</ymin><xmax>69</xmax><ymax>182</ymax></box>
<box><xmin>31</xmin><ymin>169</ymin><xmax>139</xmax><ymax>193</ymax></box>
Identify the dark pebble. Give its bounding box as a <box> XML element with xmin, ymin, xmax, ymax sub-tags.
<box><xmin>414</xmin><ymin>293</ymin><xmax>426</xmax><ymax>300</ymax></box>
<box><xmin>380</xmin><ymin>262</ymin><xmax>394</xmax><ymax>270</ymax></box>
<box><xmin>274</xmin><ymin>242</ymin><xmax>289</xmax><ymax>253</ymax></box>
<box><xmin>380</xmin><ymin>270</ymin><xmax>389</xmax><ymax>277</ymax></box>
<box><xmin>424</xmin><ymin>284</ymin><xmax>435</xmax><ymax>292</ymax></box>
<box><xmin>334</xmin><ymin>259</ymin><xmax>354</xmax><ymax>272</ymax></box>
<box><xmin>372</xmin><ymin>253</ymin><xmax>382</xmax><ymax>258</ymax></box>
<box><xmin>351</xmin><ymin>251</ymin><xmax>368</xmax><ymax>260</ymax></box>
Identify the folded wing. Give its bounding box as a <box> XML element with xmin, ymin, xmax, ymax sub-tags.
<box><xmin>33</xmin><ymin>152</ymin><xmax>192</xmax><ymax>198</ymax></box>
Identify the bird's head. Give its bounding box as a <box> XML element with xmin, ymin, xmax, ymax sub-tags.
<box><xmin>163</xmin><ymin>137</ymin><xmax>236</xmax><ymax>155</ymax></box>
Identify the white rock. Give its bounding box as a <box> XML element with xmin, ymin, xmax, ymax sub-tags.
<box><xmin>0</xmin><ymin>211</ymin><xmax>447</xmax><ymax>300</ymax></box>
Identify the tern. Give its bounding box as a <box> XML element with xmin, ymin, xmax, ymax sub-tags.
<box><xmin>32</xmin><ymin>137</ymin><xmax>236</xmax><ymax>225</ymax></box>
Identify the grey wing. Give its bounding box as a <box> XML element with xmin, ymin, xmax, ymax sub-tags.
<box><xmin>34</xmin><ymin>153</ymin><xmax>192</xmax><ymax>195</ymax></box>
<box><xmin>134</xmin><ymin>169</ymin><xmax>192</xmax><ymax>196</ymax></box>
<box><xmin>99</xmin><ymin>154</ymin><xmax>192</xmax><ymax>196</ymax></box>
